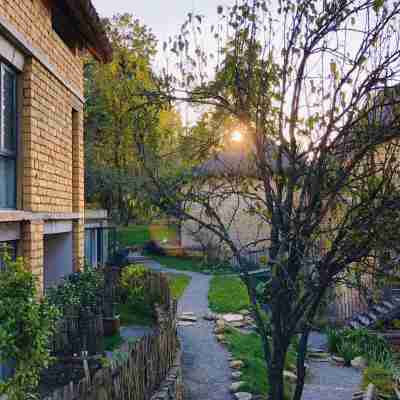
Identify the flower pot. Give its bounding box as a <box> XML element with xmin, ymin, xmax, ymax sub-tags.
<box><xmin>103</xmin><ymin>315</ymin><xmax>121</xmax><ymax>336</ymax></box>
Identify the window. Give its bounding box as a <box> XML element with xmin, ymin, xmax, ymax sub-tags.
<box><xmin>85</xmin><ymin>228</ymin><xmax>109</xmax><ymax>267</ymax></box>
<box><xmin>0</xmin><ymin>63</ymin><xmax>17</xmax><ymax>209</ymax></box>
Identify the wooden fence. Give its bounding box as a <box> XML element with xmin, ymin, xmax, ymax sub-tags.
<box><xmin>42</xmin><ymin>303</ymin><xmax>178</xmax><ymax>400</ymax></box>
<box><xmin>334</xmin><ymin>285</ymin><xmax>369</xmax><ymax>322</ymax></box>
<box><xmin>41</xmin><ymin>269</ymin><xmax>178</xmax><ymax>400</ymax></box>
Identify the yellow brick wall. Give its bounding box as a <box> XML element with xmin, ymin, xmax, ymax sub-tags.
<box><xmin>1</xmin><ymin>0</ymin><xmax>83</xmax><ymax>93</ymax></box>
<box><xmin>72</xmin><ymin>220</ymin><xmax>84</xmax><ymax>272</ymax></box>
<box><xmin>22</xmin><ymin>58</ymin><xmax>83</xmax><ymax>213</ymax></box>
<box><xmin>22</xmin><ymin>220</ymin><xmax>44</xmax><ymax>294</ymax></box>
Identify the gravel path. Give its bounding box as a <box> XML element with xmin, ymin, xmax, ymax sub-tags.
<box><xmin>303</xmin><ymin>332</ymin><xmax>362</xmax><ymax>400</ymax></box>
<box><xmin>144</xmin><ymin>260</ymin><xmax>233</xmax><ymax>400</ymax></box>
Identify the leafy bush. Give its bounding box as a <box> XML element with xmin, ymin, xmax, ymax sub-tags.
<box><xmin>120</xmin><ymin>264</ymin><xmax>148</xmax><ymax>304</ymax></box>
<box><xmin>0</xmin><ymin>255</ymin><xmax>59</xmax><ymax>399</ymax></box>
<box><xmin>338</xmin><ymin>341</ymin><xmax>359</xmax><ymax>366</ymax></box>
<box><xmin>326</xmin><ymin>327</ymin><xmax>394</xmax><ymax>367</ymax></box>
<box><xmin>326</xmin><ymin>326</ymin><xmax>342</xmax><ymax>354</ymax></box>
<box><xmin>362</xmin><ymin>364</ymin><xmax>396</xmax><ymax>397</ymax></box>
<box><xmin>46</xmin><ymin>266</ymin><xmax>104</xmax><ymax>311</ymax></box>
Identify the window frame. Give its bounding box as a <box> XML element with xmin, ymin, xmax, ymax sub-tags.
<box><xmin>0</xmin><ymin>61</ymin><xmax>18</xmax><ymax>210</ymax></box>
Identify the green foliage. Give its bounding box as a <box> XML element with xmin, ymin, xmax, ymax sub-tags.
<box><xmin>208</xmin><ymin>276</ymin><xmax>250</xmax><ymax>313</ymax></box>
<box><xmin>119</xmin><ymin>265</ymin><xmax>155</xmax><ymax>326</ymax></box>
<box><xmin>326</xmin><ymin>326</ymin><xmax>342</xmax><ymax>354</ymax></box>
<box><xmin>46</xmin><ymin>266</ymin><xmax>104</xmax><ymax>311</ymax></box>
<box><xmin>120</xmin><ymin>264</ymin><xmax>148</xmax><ymax>303</ymax></box>
<box><xmin>104</xmin><ymin>333</ymin><xmax>124</xmax><ymax>352</ymax></box>
<box><xmin>0</xmin><ymin>255</ymin><xmax>59</xmax><ymax>399</ymax></box>
<box><xmin>327</xmin><ymin>328</ymin><xmax>394</xmax><ymax>367</ymax></box>
<box><xmin>167</xmin><ymin>273</ymin><xmax>191</xmax><ymax>299</ymax></box>
<box><xmin>362</xmin><ymin>365</ymin><xmax>395</xmax><ymax>397</ymax></box>
<box><xmin>224</xmin><ymin>328</ymin><xmax>296</xmax><ymax>398</ymax></box>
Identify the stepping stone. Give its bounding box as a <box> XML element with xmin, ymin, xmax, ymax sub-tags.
<box><xmin>349</xmin><ymin>320</ymin><xmax>362</xmax><ymax>329</ymax></box>
<box><xmin>367</xmin><ymin>312</ymin><xmax>378</xmax><ymax>321</ymax></box>
<box><xmin>230</xmin><ymin>382</ymin><xmax>246</xmax><ymax>392</ymax></box>
<box><xmin>332</xmin><ymin>356</ymin><xmax>345</xmax><ymax>365</ymax></box>
<box><xmin>232</xmin><ymin>371</ymin><xmax>243</xmax><ymax>380</ymax></box>
<box><xmin>240</xmin><ymin>309</ymin><xmax>251</xmax><ymax>316</ymax></box>
<box><xmin>230</xmin><ymin>360</ymin><xmax>244</xmax><ymax>369</ymax></box>
<box><xmin>234</xmin><ymin>392</ymin><xmax>252</xmax><ymax>400</ymax></box>
<box><xmin>283</xmin><ymin>370</ymin><xmax>297</xmax><ymax>383</ymax></box>
<box><xmin>179</xmin><ymin>313</ymin><xmax>197</xmax><ymax>322</ymax></box>
<box><xmin>203</xmin><ymin>312</ymin><xmax>217</xmax><ymax>321</ymax></box>
<box><xmin>177</xmin><ymin>321</ymin><xmax>195</xmax><ymax>327</ymax></box>
<box><xmin>356</xmin><ymin>315</ymin><xmax>371</xmax><ymax>326</ymax></box>
<box><xmin>373</xmin><ymin>305</ymin><xmax>387</xmax><ymax>314</ymax></box>
<box><xmin>223</xmin><ymin>313</ymin><xmax>245</xmax><ymax>323</ymax></box>
<box><xmin>230</xmin><ymin>321</ymin><xmax>247</xmax><ymax>328</ymax></box>
<box><xmin>216</xmin><ymin>334</ymin><xmax>225</xmax><ymax>342</ymax></box>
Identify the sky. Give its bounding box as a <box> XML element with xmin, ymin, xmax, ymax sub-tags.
<box><xmin>92</xmin><ymin>0</ymin><xmax>225</xmax><ymax>47</ymax></box>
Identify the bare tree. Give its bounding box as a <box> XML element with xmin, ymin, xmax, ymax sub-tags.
<box><xmin>135</xmin><ymin>1</ymin><xmax>400</xmax><ymax>399</ymax></box>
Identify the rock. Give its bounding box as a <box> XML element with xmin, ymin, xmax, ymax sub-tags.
<box><xmin>216</xmin><ymin>319</ymin><xmax>226</xmax><ymax>328</ymax></box>
<box><xmin>230</xmin><ymin>382</ymin><xmax>246</xmax><ymax>393</ymax></box>
<box><xmin>223</xmin><ymin>313</ymin><xmax>245</xmax><ymax>323</ymax></box>
<box><xmin>332</xmin><ymin>355</ymin><xmax>345</xmax><ymax>365</ymax></box>
<box><xmin>230</xmin><ymin>321</ymin><xmax>247</xmax><ymax>328</ymax></box>
<box><xmin>203</xmin><ymin>312</ymin><xmax>217</xmax><ymax>321</ymax></box>
<box><xmin>351</xmin><ymin>356</ymin><xmax>367</xmax><ymax>369</ymax></box>
<box><xmin>230</xmin><ymin>360</ymin><xmax>244</xmax><ymax>369</ymax></box>
<box><xmin>234</xmin><ymin>392</ymin><xmax>252</xmax><ymax>400</ymax></box>
<box><xmin>177</xmin><ymin>321</ymin><xmax>195</xmax><ymax>327</ymax></box>
<box><xmin>283</xmin><ymin>370</ymin><xmax>297</xmax><ymax>383</ymax></box>
<box><xmin>179</xmin><ymin>312</ymin><xmax>197</xmax><ymax>322</ymax></box>
<box><xmin>240</xmin><ymin>309</ymin><xmax>251</xmax><ymax>316</ymax></box>
<box><xmin>216</xmin><ymin>334</ymin><xmax>225</xmax><ymax>342</ymax></box>
<box><xmin>232</xmin><ymin>371</ymin><xmax>243</xmax><ymax>380</ymax></box>
<box><xmin>214</xmin><ymin>326</ymin><xmax>225</xmax><ymax>334</ymax></box>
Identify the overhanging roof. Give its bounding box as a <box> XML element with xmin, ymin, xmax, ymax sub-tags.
<box><xmin>61</xmin><ymin>0</ymin><xmax>113</xmax><ymax>63</ymax></box>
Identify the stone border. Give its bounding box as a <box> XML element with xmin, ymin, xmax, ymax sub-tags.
<box><xmin>150</xmin><ymin>348</ymin><xmax>183</xmax><ymax>400</ymax></box>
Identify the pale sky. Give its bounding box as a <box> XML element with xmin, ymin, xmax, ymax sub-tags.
<box><xmin>92</xmin><ymin>0</ymin><xmax>226</xmax><ymax>47</ymax></box>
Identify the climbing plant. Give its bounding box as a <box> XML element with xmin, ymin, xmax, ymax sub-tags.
<box><xmin>0</xmin><ymin>254</ymin><xmax>59</xmax><ymax>399</ymax></box>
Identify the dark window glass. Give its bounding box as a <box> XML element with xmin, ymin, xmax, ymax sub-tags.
<box><xmin>0</xmin><ymin>63</ymin><xmax>17</xmax><ymax>209</ymax></box>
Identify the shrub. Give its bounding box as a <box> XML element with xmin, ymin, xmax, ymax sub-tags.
<box><xmin>338</xmin><ymin>341</ymin><xmax>359</xmax><ymax>366</ymax></box>
<box><xmin>0</xmin><ymin>255</ymin><xmax>59</xmax><ymax>399</ymax></box>
<box><xmin>326</xmin><ymin>327</ymin><xmax>342</xmax><ymax>354</ymax></box>
<box><xmin>46</xmin><ymin>266</ymin><xmax>104</xmax><ymax>311</ymax></box>
<box><xmin>120</xmin><ymin>264</ymin><xmax>148</xmax><ymax>304</ymax></box>
<box><xmin>362</xmin><ymin>365</ymin><xmax>395</xmax><ymax>397</ymax></box>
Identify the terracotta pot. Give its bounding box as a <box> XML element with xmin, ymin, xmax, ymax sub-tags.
<box><xmin>103</xmin><ymin>315</ymin><xmax>121</xmax><ymax>336</ymax></box>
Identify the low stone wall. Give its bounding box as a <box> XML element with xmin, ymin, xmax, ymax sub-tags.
<box><xmin>150</xmin><ymin>348</ymin><xmax>183</xmax><ymax>400</ymax></box>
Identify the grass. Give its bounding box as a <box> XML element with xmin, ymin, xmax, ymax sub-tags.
<box><xmin>116</xmin><ymin>224</ymin><xmax>178</xmax><ymax>247</ymax></box>
<box><xmin>167</xmin><ymin>273</ymin><xmax>192</xmax><ymax>299</ymax></box>
<box><xmin>104</xmin><ymin>333</ymin><xmax>124</xmax><ymax>352</ymax></box>
<box><xmin>118</xmin><ymin>302</ymin><xmax>156</xmax><ymax>327</ymax></box>
<box><xmin>224</xmin><ymin>328</ymin><xmax>297</xmax><ymax>398</ymax></box>
<box><xmin>151</xmin><ymin>254</ymin><xmax>234</xmax><ymax>274</ymax></box>
<box><xmin>208</xmin><ymin>275</ymin><xmax>250</xmax><ymax>313</ymax></box>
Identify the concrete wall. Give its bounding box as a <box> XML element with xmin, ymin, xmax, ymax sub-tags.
<box><xmin>44</xmin><ymin>232</ymin><xmax>73</xmax><ymax>289</ymax></box>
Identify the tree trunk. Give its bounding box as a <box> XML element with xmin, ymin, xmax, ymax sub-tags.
<box><xmin>268</xmin><ymin>341</ymin><xmax>287</xmax><ymax>400</ymax></box>
<box><xmin>292</xmin><ymin>330</ymin><xmax>310</xmax><ymax>400</ymax></box>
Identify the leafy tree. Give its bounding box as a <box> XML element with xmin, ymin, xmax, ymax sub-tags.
<box><xmin>136</xmin><ymin>1</ymin><xmax>400</xmax><ymax>399</ymax></box>
<box><xmin>85</xmin><ymin>14</ymin><xmax>183</xmax><ymax>223</ymax></box>
<box><xmin>0</xmin><ymin>254</ymin><xmax>58</xmax><ymax>399</ymax></box>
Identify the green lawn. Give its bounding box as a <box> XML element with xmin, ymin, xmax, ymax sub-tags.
<box><xmin>167</xmin><ymin>273</ymin><xmax>192</xmax><ymax>299</ymax></box>
<box><xmin>151</xmin><ymin>255</ymin><xmax>205</xmax><ymax>272</ymax></box>
<box><xmin>224</xmin><ymin>328</ymin><xmax>296</xmax><ymax>398</ymax></box>
<box><xmin>208</xmin><ymin>275</ymin><xmax>250</xmax><ymax>313</ymax></box>
<box><xmin>116</xmin><ymin>224</ymin><xmax>178</xmax><ymax>247</ymax></box>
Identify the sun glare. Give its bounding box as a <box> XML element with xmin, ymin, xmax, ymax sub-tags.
<box><xmin>231</xmin><ymin>131</ymin><xmax>243</xmax><ymax>142</ymax></box>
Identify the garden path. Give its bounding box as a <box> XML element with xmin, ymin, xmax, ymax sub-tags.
<box><xmin>303</xmin><ymin>332</ymin><xmax>362</xmax><ymax>400</ymax></box>
<box><xmin>144</xmin><ymin>259</ymin><xmax>233</xmax><ymax>400</ymax></box>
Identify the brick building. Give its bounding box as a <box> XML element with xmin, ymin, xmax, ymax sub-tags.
<box><xmin>0</xmin><ymin>0</ymin><xmax>112</xmax><ymax>294</ymax></box>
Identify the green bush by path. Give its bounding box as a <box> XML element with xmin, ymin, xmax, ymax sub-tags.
<box><xmin>167</xmin><ymin>273</ymin><xmax>191</xmax><ymax>299</ymax></box>
<box><xmin>362</xmin><ymin>364</ymin><xmax>396</xmax><ymax>398</ymax></box>
<box><xmin>224</xmin><ymin>328</ymin><xmax>296</xmax><ymax>398</ymax></box>
<box><xmin>208</xmin><ymin>275</ymin><xmax>250</xmax><ymax>313</ymax></box>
